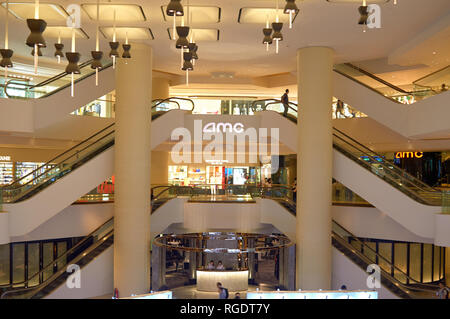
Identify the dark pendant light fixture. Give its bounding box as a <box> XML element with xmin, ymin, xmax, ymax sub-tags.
<box><xmin>263</xmin><ymin>28</ymin><xmax>273</xmax><ymax>52</ymax></box>
<box><xmin>122</xmin><ymin>32</ymin><xmax>131</xmax><ymax>59</ymax></box>
<box><xmin>272</xmin><ymin>22</ymin><xmax>283</xmax><ymax>54</ymax></box>
<box><xmin>358</xmin><ymin>4</ymin><xmax>368</xmax><ymax>32</ymax></box>
<box><xmin>26</xmin><ymin>0</ymin><xmax>47</xmax><ymax>74</ymax></box>
<box><xmin>109</xmin><ymin>9</ymin><xmax>119</xmax><ymax>68</ymax></box>
<box><xmin>1</xmin><ymin>0</ymin><xmax>13</xmax><ymax>79</ymax></box>
<box><xmin>176</xmin><ymin>26</ymin><xmax>190</xmax><ymax>49</ymax></box>
<box><xmin>182</xmin><ymin>52</ymin><xmax>193</xmax><ymax>71</ymax></box>
<box><xmin>167</xmin><ymin>0</ymin><xmax>184</xmax><ymax>39</ymax></box>
<box><xmin>188</xmin><ymin>43</ymin><xmax>198</xmax><ymax>60</ymax></box>
<box><xmin>283</xmin><ymin>0</ymin><xmax>298</xmax><ymax>29</ymax></box>
<box><xmin>0</xmin><ymin>49</ymin><xmax>13</xmax><ymax>69</ymax></box>
<box><xmin>54</xmin><ymin>43</ymin><xmax>64</xmax><ymax>62</ymax></box>
<box><xmin>66</xmin><ymin>20</ymin><xmax>81</xmax><ymax>97</ymax></box>
<box><xmin>91</xmin><ymin>0</ymin><xmax>103</xmax><ymax>86</ymax></box>
<box><xmin>122</xmin><ymin>44</ymin><xmax>131</xmax><ymax>59</ymax></box>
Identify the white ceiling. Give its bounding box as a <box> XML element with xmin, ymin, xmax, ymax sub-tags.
<box><xmin>0</xmin><ymin>0</ymin><xmax>449</xmax><ymax>82</ymax></box>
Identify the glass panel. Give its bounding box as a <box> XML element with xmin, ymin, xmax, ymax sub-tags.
<box><xmin>409</xmin><ymin>243</ymin><xmax>421</xmax><ymax>282</ymax></box>
<box><xmin>12</xmin><ymin>244</ymin><xmax>25</xmax><ymax>287</ymax></box>
<box><xmin>42</xmin><ymin>243</ymin><xmax>54</xmax><ymax>282</ymax></box>
<box><xmin>394</xmin><ymin>243</ymin><xmax>408</xmax><ymax>284</ymax></box>
<box><xmin>27</xmin><ymin>243</ymin><xmax>40</xmax><ymax>287</ymax></box>
<box><xmin>56</xmin><ymin>242</ymin><xmax>67</xmax><ymax>271</ymax></box>
<box><xmin>422</xmin><ymin>244</ymin><xmax>433</xmax><ymax>283</ymax></box>
<box><xmin>0</xmin><ymin>244</ymin><xmax>10</xmax><ymax>285</ymax></box>
<box><xmin>364</xmin><ymin>241</ymin><xmax>377</xmax><ymax>264</ymax></box>
<box><xmin>434</xmin><ymin>246</ymin><xmax>441</xmax><ymax>281</ymax></box>
<box><xmin>378</xmin><ymin>242</ymin><xmax>392</xmax><ymax>274</ymax></box>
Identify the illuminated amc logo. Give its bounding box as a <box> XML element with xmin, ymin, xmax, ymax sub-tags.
<box><xmin>395</xmin><ymin>151</ymin><xmax>424</xmax><ymax>159</ymax></box>
<box><xmin>203</xmin><ymin>122</ymin><xmax>245</xmax><ymax>134</ymax></box>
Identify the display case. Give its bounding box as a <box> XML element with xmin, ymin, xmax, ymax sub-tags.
<box><xmin>0</xmin><ymin>162</ymin><xmax>13</xmax><ymax>185</ymax></box>
<box><xmin>168</xmin><ymin>165</ymin><xmax>188</xmax><ymax>185</ymax></box>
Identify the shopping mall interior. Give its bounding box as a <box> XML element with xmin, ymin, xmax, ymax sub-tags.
<box><xmin>0</xmin><ymin>0</ymin><xmax>449</xmax><ymax>300</ymax></box>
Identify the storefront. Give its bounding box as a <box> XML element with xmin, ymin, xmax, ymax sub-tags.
<box><xmin>168</xmin><ymin>164</ymin><xmax>261</xmax><ymax>187</ymax></box>
<box><xmin>0</xmin><ymin>155</ymin><xmax>56</xmax><ymax>186</ymax></box>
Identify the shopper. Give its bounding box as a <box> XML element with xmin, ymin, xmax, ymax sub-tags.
<box><xmin>436</xmin><ymin>282</ymin><xmax>449</xmax><ymax>299</ymax></box>
<box><xmin>206</xmin><ymin>260</ymin><xmax>215</xmax><ymax>270</ymax></box>
<box><xmin>217</xmin><ymin>282</ymin><xmax>229</xmax><ymax>299</ymax></box>
<box><xmin>281</xmin><ymin>89</ymin><xmax>289</xmax><ymax>117</ymax></box>
<box><xmin>441</xmin><ymin>83</ymin><xmax>448</xmax><ymax>92</ymax></box>
<box><xmin>234</xmin><ymin>292</ymin><xmax>241</xmax><ymax>299</ymax></box>
<box><xmin>216</xmin><ymin>260</ymin><xmax>225</xmax><ymax>270</ymax></box>
<box><xmin>292</xmin><ymin>178</ymin><xmax>297</xmax><ymax>203</ymax></box>
<box><xmin>335</xmin><ymin>99</ymin><xmax>345</xmax><ymax>118</ymax></box>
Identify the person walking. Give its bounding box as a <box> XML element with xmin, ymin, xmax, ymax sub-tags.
<box><xmin>436</xmin><ymin>282</ymin><xmax>449</xmax><ymax>299</ymax></box>
<box><xmin>217</xmin><ymin>282</ymin><xmax>229</xmax><ymax>299</ymax></box>
<box><xmin>281</xmin><ymin>89</ymin><xmax>289</xmax><ymax>117</ymax></box>
<box><xmin>292</xmin><ymin>177</ymin><xmax>297</xmax><ymax>203</ymax></box>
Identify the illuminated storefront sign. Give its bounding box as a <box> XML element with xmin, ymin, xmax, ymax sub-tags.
<box><xmin>395</xmin><ymin>152</ymin><xmax>423</xmax><ymax>159</ymax></box>
<box><xmin>0</xmin><ymin>156</ymin><xmax>11</xmax><ymax>161</ymax></box>
<box><xmin>203</xmin><ymin>122</ymin><xmax>244</xmax><ymax>133</ymax></box>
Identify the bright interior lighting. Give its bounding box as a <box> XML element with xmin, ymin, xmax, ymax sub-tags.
<box><xmin>81</xmin><ymin>4</ymin><xmax>146</xmax><ymax>22</ymax></box>
<box><xmin>100</xmin><ymin>27</ymin><xmax>154</xmax><ymax>40</ymax></box>
<box><xmin>0</xmin><ymin>2</ymin><xmax>69</xmax><ymax>22</ymax></box>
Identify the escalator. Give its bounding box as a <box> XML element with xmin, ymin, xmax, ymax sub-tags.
<box><xmin>1</xmin><ymin>59</ymin><xmax>112</xmax><ymax>99</ymax></box>
<box><xmin>264</xmin><ymin>195</ymin><xmax>438</xmax><ymax>299</ymax></box>
<box><xmin>253</xmin><ymin>99</ymin><xmax>442</xmax><ymax>206</ymax></box>
<box><xmin>1</xmin><ymin>98</ymin><xmax>195</xmax><ymax>204</ymax></box>
<box><xmin>333</xmin><ymin>63</ymin><xmax>450</xmax><ymax>138</ymax></box>
<box><xmin>0</xmin><ymin>186</ymin><xmax>176</xmax><ymax>299</ymax></box>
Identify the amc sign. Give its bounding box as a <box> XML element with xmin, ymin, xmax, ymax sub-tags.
<box><xmin>395</xmin><ymin>152</ymin><xmax>424</xmax><ymax>159</ymax></box>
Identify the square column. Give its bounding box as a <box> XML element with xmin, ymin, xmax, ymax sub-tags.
<box><xmin>296</xmin><ymin>47</ymin><xmax>334</xmax><ymax>290</ymax></box>
<box><xmin>114</xmin><ymin>43</ymin><xmax>152</xmax><ymax>297</ymax></box>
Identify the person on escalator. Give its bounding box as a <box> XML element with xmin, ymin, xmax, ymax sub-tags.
<box><xmin>436</xmin><ymin>282</ymin><xmax>449</xmax><ymax>299</ymax></box>
<box><xmin>281</xmin><ymin>89</ymin><xmax>289</xmax><ymax>117</ymax></box>
<box><xmin>292</xmin><ymin>178</ymin><xmax>297</xmax><ymax>203</ymax></box>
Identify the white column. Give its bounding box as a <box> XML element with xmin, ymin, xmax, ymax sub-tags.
<box><xmin>296</xmin><ymin>46</ymin><xmax>334</xmax><ymax>290</ymax></box>
<box><xmin>114</xmin><ymin>43</ymin><xmax>152</xmax><ymax>297</ymax></box>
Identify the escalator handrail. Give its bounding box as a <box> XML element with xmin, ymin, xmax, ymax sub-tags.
<box><xmin>332</xmin><ymin>128</ymin><xmax>439</xmax><ymax>194</ymax></box>
<box><xmin>331</xmin><ymin>231</ymin><xmax>436</xmax><ymax>297</ymax></box>
<box><xmin>2</xmin><ymin>99</ymin><xmax>191</xmax><ymax>194</ymax></box>
<box><xmin>250</xmin><ymin>98</ymin><xmax>298</xmax><ymax>114</ymax></box>
<box><xmin>0</xmin><ymin>218</ymin><xmax>114</xmax><ymax>290</ymax></box>
<box><xmin>1</xmin><ymin>229</ymin><xmax>114</xmax><ymax>299</ymax></box>
<box><xmin>1</xmin><ymin>123</ymin><xmax>116</xmax><ymax>192</ymax></box>
<box><xmin>267</xmin><ymin>196</ymin><xmax>439</xmax><ymax>294</ymax></box>
<box><xmin>341</xmin><ymin>63</ymin><xmax>411</xmax><ymax>94</ymax></box>
<box><xmin>331</xmin><ymin>220</ymin><xmax>439</xmax><ymax>291</ymax></box>
<box><xmin>28</xmin><ymin>60</ymin><xmax>95</xmax><ymax>90</ymax></box>
<box><xmin>152</xmin><ymin>97</ymin><xmax>195</xmax><ymax>111</ymax></box>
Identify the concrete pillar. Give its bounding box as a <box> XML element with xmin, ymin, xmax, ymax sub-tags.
<box><xmin>151</xmin><ymin>151</ymin><xmax>169</xmax><ymax>186</ymax></box>
<box><xmin>152</xmin><ymin>77</ymin><xmax>170</xmax><ymax>100</ymax></box>
<box><xmin>296</xmin><ymin>47</ymin><xmax>334</xmax><ymax>290</ymax></box>
<box><xmin>114</xmin><ymin>43</ymin><xmax>152</xmax><ymax>297</ymax></box>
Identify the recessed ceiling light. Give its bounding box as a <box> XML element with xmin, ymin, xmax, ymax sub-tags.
<box><xmin>100</xmin><ymin>27</ymin><xmax>154</xmax><ymax>40</ymax></box>
<box><xmin>1</xmin><ymin>2</ymin><xmax>69</xmax><ymax>22</ymax></box>
<box><xmin>81</xmin><ymin>3</ymin><xmax>146</xmax><ymax>22</ymax></box>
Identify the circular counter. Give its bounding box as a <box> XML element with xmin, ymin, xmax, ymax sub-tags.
<box><xmin>196</xmin><ymin>270</ymin><xmax>249</xmax><ymax>292</ymax></box>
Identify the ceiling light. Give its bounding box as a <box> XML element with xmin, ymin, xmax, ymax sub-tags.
<box><xmin>100</xmin><ymin>27</ymin><xmax>154</xmax><ymax>40</ymax></box>
<box><xmin>176</xmin><ymin>26</ymin><xmax>190</xmax><ymax>49</ymax></box>
<box><xmin>26</xmin><ymin>0</ymin><xmax>47</xmax><ymax>75</ymax></box>
<box><xmin>182</xmin><ymin>52</ymin><xmax>193</xmax><ymax>71</ymax></box>
<box><xmin>1</xmin><ymin>2</ymin><xmax>70</xmax><ymax>22</ymax></box>
<box><xmin>283</xmin><ymin>0</ymin><xmax>299</xmax><ymax>29</ymax></box>
<box><xmin>166</xmin><ymin>0</ymin><xmax>184</xmax><ymax>16</ymax></box>
<box><xmin>91</xmin><ymin>0</ymin><xmax>102</xmax><ymax>86</ymax></box>
<box><xmin>168</xmin><ymin>28</ymin><xmax>220</xmax><ymax>42</ymax></box>
<box><xmin>81</xmin><ymin>4</ymin><xmax>146</xmax><ymax>22</ymax></box>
